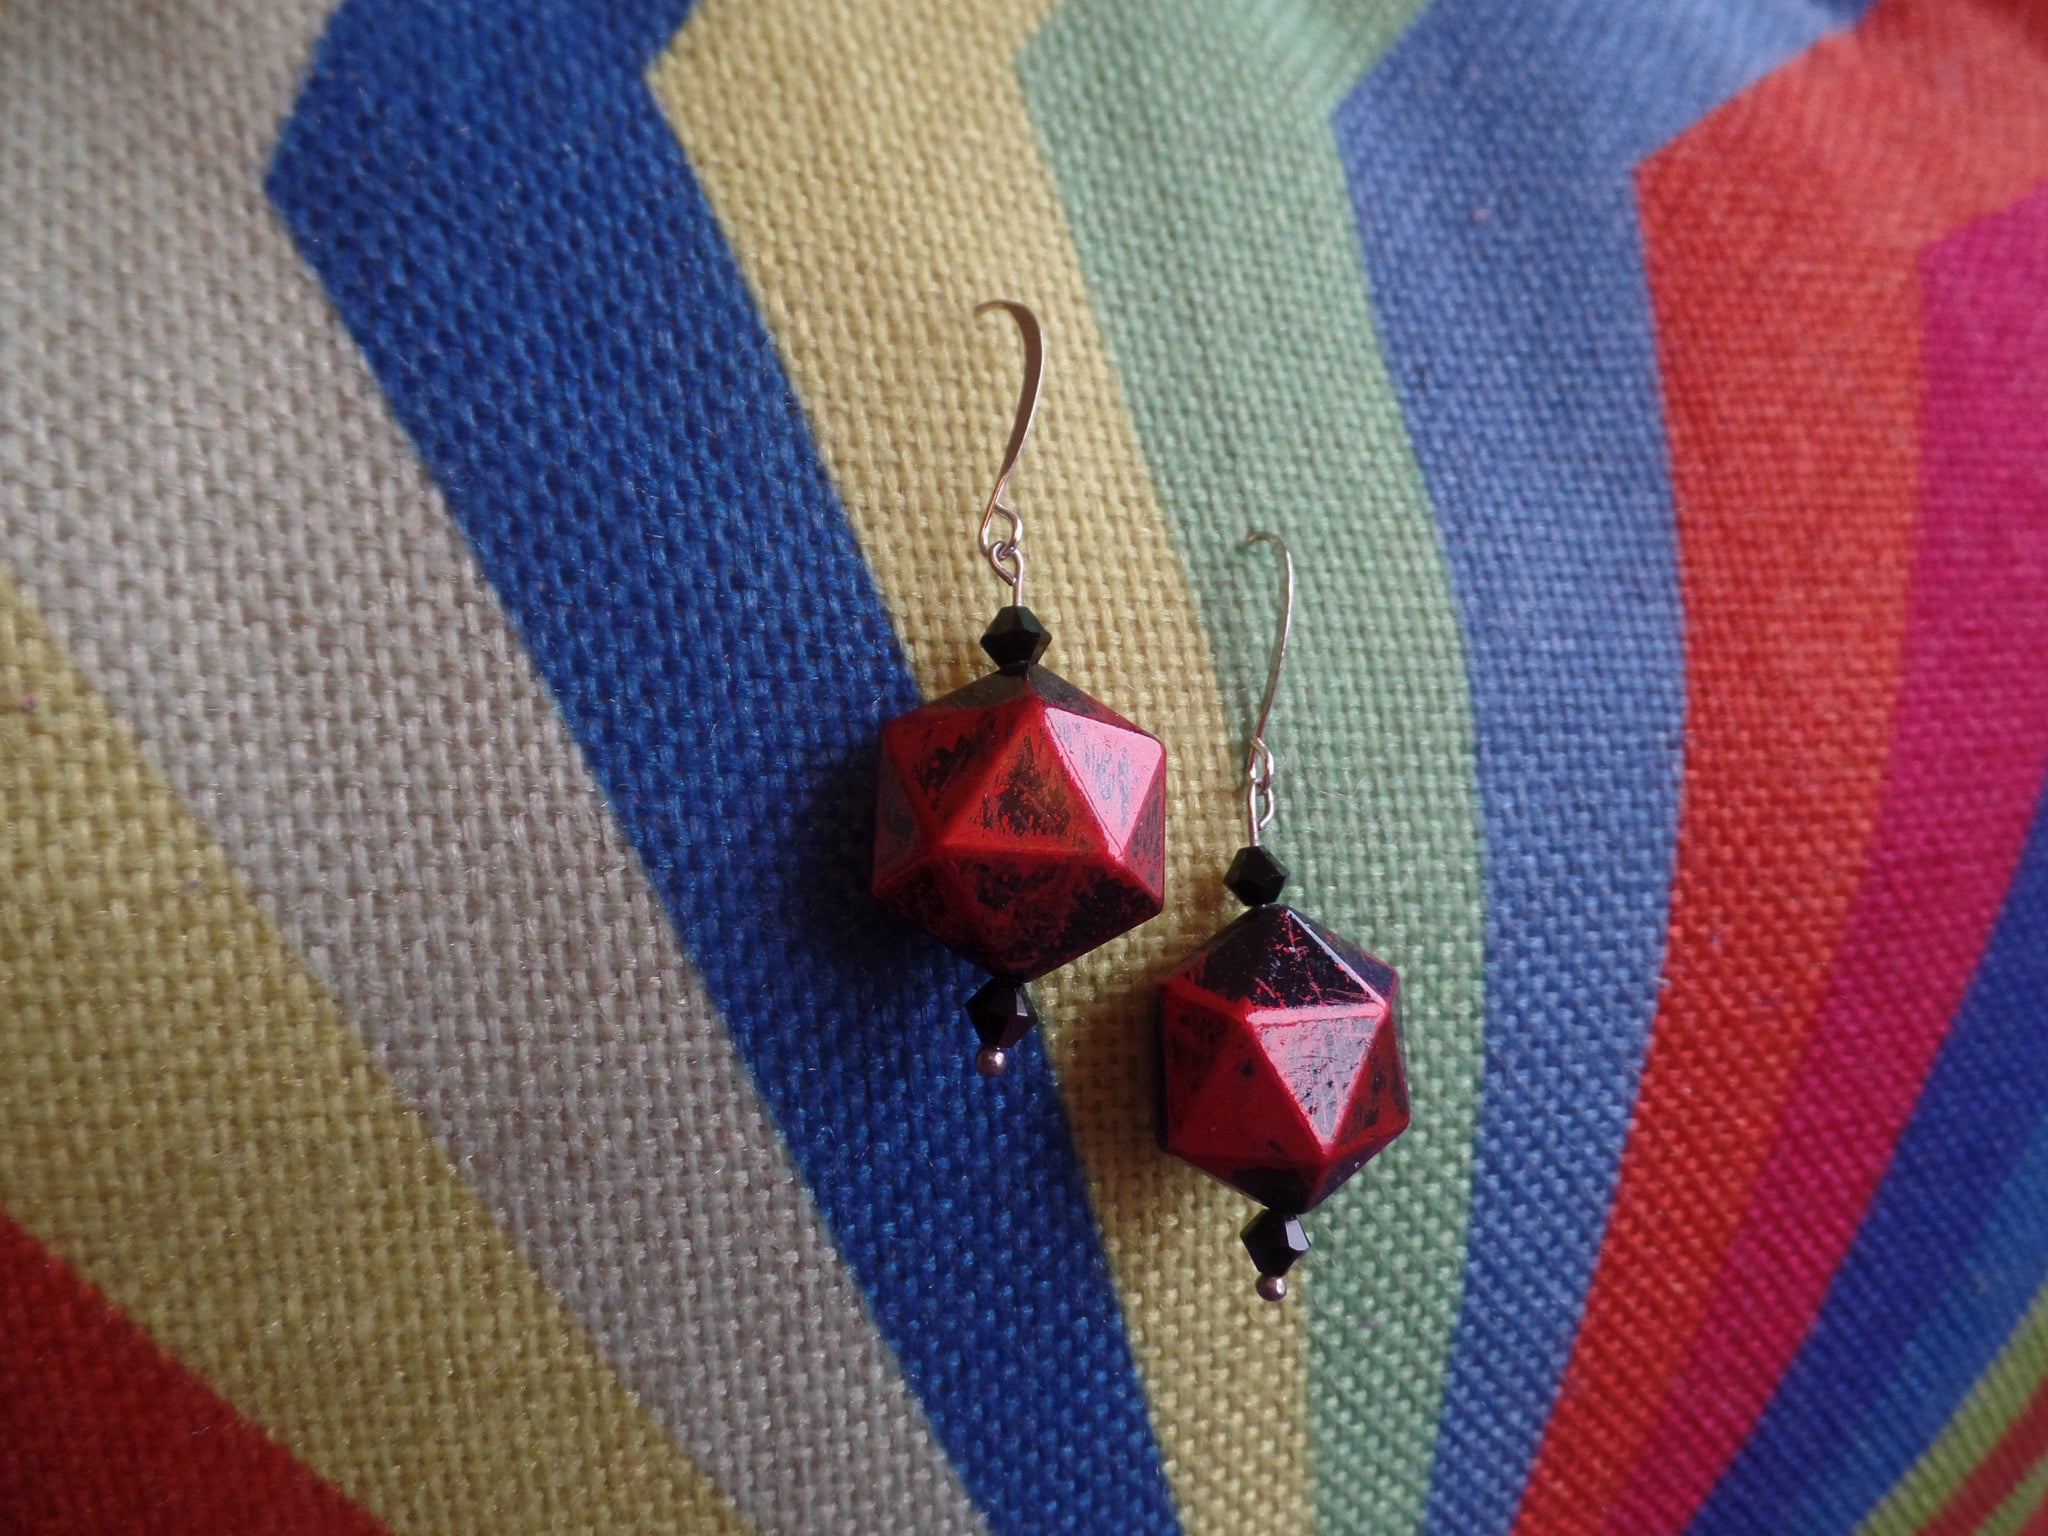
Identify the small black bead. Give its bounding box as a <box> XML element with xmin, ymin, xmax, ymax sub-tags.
<box><xmin>980</xmin><ymin>606</ymin><xmax>1051</xmax><ymax>671</ymax></box>
<box><xmin>1224</xmin><ymin>844</ymin><xmax>1289</xmax><ymax>907</ymax></box>
<box><xmin>1241</xmin><ymin>1208</ymin><xmax>1311</xmax><ymax>1278</ymax></box>
<box><xmin>964</xmin><ymin>977</ymin><xmax>1040</xmax><ymax>1050</ymax></box>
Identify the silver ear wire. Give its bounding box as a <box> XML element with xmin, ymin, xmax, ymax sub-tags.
<box><xmin>973</xmin><ymin>300</ymin><xmax>1043</xmax><ymax>607</ymax></box>
<box><xmin>1243</xmin><ymin>530</ymin><xmax>1294</xmax><ymax>848</ymax></box>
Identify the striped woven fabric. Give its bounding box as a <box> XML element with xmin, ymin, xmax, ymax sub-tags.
<box><xmin>3</xmin><ymin>1</ymin><xmax>2046</xmax><ymax>1533</ymax></box>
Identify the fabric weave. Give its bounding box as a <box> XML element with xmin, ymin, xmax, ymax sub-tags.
<box><xmin>0</xmin><ymin>3</ymin><xmax>974</xmax><ymax>1529</ymax></box>
<box><xmin>5</xmin><ymin>0</ymin><xmax>2048</xmax><ymax>1530</ymax></box>
<box><xmin>0</xmin><ymin>572</ymin><xmax>751</xmax><ymax>1536</ymax></box>
<box><xmin>1019</xmin><ymin>8</ymin><xmax>1484</xmax><ymax>1535</ymax></box>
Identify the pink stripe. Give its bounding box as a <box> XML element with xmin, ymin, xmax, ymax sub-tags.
<box><xmin>1600</xmin><ymin>182</ymin><xmax>2048</xmax><ymax>1536</ymax></box>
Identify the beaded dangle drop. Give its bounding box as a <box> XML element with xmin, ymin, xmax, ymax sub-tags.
<box><xmin>1157</xmin><ymin>533</ymin><xmax>1410</xmax><ymax>1300</ymax></box>
<box><xmin>872</xmin><ymin>302</ymin><xmax>1169</xmax><ymax>1077</ymax></box>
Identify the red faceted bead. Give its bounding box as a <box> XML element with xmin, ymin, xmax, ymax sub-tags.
<box><xmin>1158</xmin><ymin>903</ymin><xmax>1408</xmax><ymax>1214</ymax></box>
<box><xmin>872</xmin><ymin>664</ymin><xmax>1168</xmax><ymax>981</ymax></box>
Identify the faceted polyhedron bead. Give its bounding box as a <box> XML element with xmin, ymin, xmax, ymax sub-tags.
<box><xmin>980</xmin><ymin>605</ymin><xmax>1052</xmax><ymax>671</ymax></box>
<box><xmin>873</xmin><ymin>664</ymin><xmax>1168</xmax><ymax>982</ymax></box>
<box><xmin>1158</xmin><ymin>903</ymin><xmax>1408</xmax><ymax>1215</ymax></box>
<box><xmin>1224</xmin><ymin>844</ymin><xmax>1289</xmax><ymax>907</ymax></box>
<box><xmin>1241</xmin><ymin>1208</ymin><xmax>1311</xmax><ymax>1278</ymax></box>
<box><xmin>964</xmin><ymin>977</ymin><xmax>1039</xmax><ymax>1050</ymax></box>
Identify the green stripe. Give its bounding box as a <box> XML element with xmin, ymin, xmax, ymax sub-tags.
<box><xmin>1859</xmin><ymin>1281</ymin><xmax>2048</xmax><ymax>1536</ymax></box>
<box><xmin>1019</xmin><ymin>7</ymin><xmax>1479</xmax><ymax>1534</ymax></box>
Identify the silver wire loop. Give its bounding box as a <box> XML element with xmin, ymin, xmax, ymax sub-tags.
<box><xmin>974</xmin><ymin>299</ymin><xmax>1043</xmax><ymax>607</ymax></box>
<box><xmin>1244</xmin><ymin>530</ymin><xmax>1295</xmax><ymax>848</ymax></box>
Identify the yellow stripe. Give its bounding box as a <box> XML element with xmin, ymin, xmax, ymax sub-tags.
<box><xmin>651</xmin><ymin>10</ymin><xmax>1309</xmax><ymax>1536</ymax></box>
<box><xmin>0</xmin><ymin>569</ymin><xmax>750</xmax><ymax>1536</ymax></box>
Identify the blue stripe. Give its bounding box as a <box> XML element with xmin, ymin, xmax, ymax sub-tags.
<box><xmin>267</xmin><ymin>6</ymin><xmax>1176</xmax><ymax>1532</ymax></box>
<box><xmin>1690</xmin><ymin>788</ymin><xmax>2048</xmax><ymax>1536</ymax></box>
<box><xmin>1334</xmin><ymin>5</ymin><xmax>1864</xmax><ymax>1534</ymax></box>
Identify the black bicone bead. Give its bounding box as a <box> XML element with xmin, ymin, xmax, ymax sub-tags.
<box><xmin>1241</xmin><ymin>1208</ymin><xmax>1312</xmax><ymax>1278</ymax></box>
<box><xmin>965</xmin><ymin>976</ymin><xmax>1040</xmax><ymax>1050</ymax></box>
<box><xmin>1224</xmin><ymin>844</ymin><xmax>1289</xmax><ymax>907</ymax></box>
<box><xmin>980</xmin><ymin>605</ymin><xmax>1052</xmax><ymax>671</ymax></box>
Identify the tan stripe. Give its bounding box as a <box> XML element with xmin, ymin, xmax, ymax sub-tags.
<box><xmin>0</xmin><ymin>3</ymin><xmax>982</xmax><ymax>1532</ymax></box>
<box><xmin>655</xmin><ymin>8</ymin><xmax>1311</xmax><ymax>1535</ymax></box>
<box><xmin>0</xmin><ymin>572</ymin><xmax>750</xmax><ymax>1536</ymax></box>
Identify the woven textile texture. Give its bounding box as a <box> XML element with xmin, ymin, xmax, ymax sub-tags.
<box><xmin>3</xmin><ymin>0</ymin><xmax>2047</xmax><ymax>1533</ymax></box>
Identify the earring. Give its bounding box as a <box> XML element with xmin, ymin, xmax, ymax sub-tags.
<box><xmin>872</xmin><ymin>301</ymin><xmax>1169</xmax><ymax>1076</ymax></box>
<box><xmin>1157</xmin><ymin>533</ymin><xmax>1410</xmax><ymax>1300</ymax></box>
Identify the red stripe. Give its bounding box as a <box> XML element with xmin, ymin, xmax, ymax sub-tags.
<box><xmin>1517</xmin><ymin>4</ymin><xmax>2048</xmax><ymax>1535</ymax></box>
<box><xmin>0</xmin><ymin>1207</ymin><xmax>392</xmax><ymax>1536</ymax></box>
<box><xmin>1920</xmin><ymin>1378</ymin><xmax>2048</xmax><ymax>1536</ymax></box>
<box><xmin>1595</xmin><ymin>6</ymin><xmax>2048</xmax><ymax>1533</ymax></box>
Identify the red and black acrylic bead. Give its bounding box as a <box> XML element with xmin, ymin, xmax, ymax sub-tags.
<box><xmin>873</xmin><ymin>607</ymin><xmax>1168</xmax><ymax>1071</ymax></box>
<box><xmin>1157</xmin><ymin>847</ymin><xmax>1409</xmax><ymax>1297</ymax></box>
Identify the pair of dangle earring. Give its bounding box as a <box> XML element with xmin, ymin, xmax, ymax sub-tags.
<box><xmin>866</xmin><ymin>305</ymin><xmax>1408</xmax><ymax>1301</ymax></box>
<box><xmin>870</xmin><ymin>301</ymin><xmax>1170</xmax><ymax>1075</ymax></box>
<box><xmin>1158</xmin><ymin>535</ymin><xmax>1411</xmax><ymax>1300</ymax></box>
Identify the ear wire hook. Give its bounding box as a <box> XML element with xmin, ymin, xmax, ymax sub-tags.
<box><xmin>1244</xmin><ymin>530</ymin><xmax>1294</xmax><ymax>848</ymax></box>
<box><xmin>974</xmin><ymin>300</ymin><xmax>1043</xmax><ymax>607</ymax></box>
